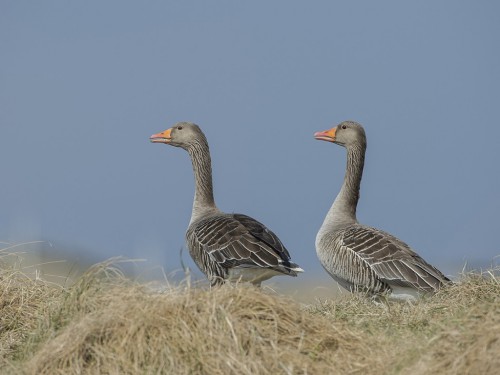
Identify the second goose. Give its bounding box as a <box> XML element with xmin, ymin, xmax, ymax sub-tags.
<box><xmin>314</xmin><ymin>121</ymin><xmax>450</xmax><ymax>300</ymax></box>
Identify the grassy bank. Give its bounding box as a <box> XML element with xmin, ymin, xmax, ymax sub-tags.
<box><xmin>1</xmin><ymin>255</ymin><xmax>499</xmax><ymax>374</ymax></box>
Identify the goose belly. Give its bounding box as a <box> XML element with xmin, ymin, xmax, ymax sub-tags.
<box><xmin>387</xmin><ymin>285</ymin><xmax>423</xmax><ymax>301</ymax></box>
<box><xmin>227</xmin><ymin>267</ymin><xmax>282</xmax><ymax>285</ymax></box>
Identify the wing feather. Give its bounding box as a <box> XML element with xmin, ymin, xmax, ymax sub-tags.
<box><xmin>186</xmin><ymin>213</ymin><xmax>301</xmax><ymax>284</ymax></box>
<box><xmin>341</xmin><ymin>225</ymin><xmax>449</xmax><ymax>292</ymax></box>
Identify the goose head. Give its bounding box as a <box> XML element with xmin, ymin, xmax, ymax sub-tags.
<box><xmin>314</xmin><ymin>121</ymin><xmax>366</xmax><ymax>148</ymax></box>
<box><xmin>150</xmin><ymin>122</ymin><xmax>206</xmax><ymax>150</ymax></box>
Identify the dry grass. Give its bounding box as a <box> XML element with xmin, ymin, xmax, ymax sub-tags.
<box><xmin>1</xmin><ymin>253</ymin><xmax>499</xmax><ymax>375</ymax></box>
<box><xmin>0</xmin><ymin>250</ymin><xmax>61</xmax><ymax>364</ymax></box>
<box><xmin>309</xmin><ymin>270</ymin><xmax>500</xmax><ymax>375</ymax></box>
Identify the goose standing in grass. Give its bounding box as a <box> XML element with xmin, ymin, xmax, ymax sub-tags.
<box><xmin>314</xmin><ymin>121</ymin><xmax>450</xmax><ymax>300</ymax></box>
<box><xmin>150</xmin><ymin>122</ymin><xmax>303</xmax><ymax>286</ymax></box>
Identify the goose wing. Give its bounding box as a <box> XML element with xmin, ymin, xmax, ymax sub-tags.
<box><xmin>190</xmin><ymin>213</ymin><xmax>298</xmax><ymax>273</ymax></box>
<box><xmin>342</xmin><ymin>225</ymin><xmax>449</xmax><ymax>292</ymax></box>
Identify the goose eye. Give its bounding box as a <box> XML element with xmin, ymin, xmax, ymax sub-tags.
<box><xmin>177</xmin><ymin>126</ymin><xmax>183</xmax><ymax>130</ymax></box>
<box><xmin>341</xmin><ymin>124</ymin><xmax>347</xmax><ymax>129</ymax></box>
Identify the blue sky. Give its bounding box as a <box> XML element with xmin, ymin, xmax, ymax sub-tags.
<box><xmin>1</xmin><ymin>1</ymin><xmax>499</xmax><ymax>290</ymax></box>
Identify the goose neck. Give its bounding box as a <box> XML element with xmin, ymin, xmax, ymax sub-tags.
<box><xmin>322</xmin><ymin>144</ymin><xmax>365</xmax><ymax>232</ymax></box>
<box><xmin>187</xmin><ymin>139</ymin><xmax>218</xmax><ymax>223</ymax></box>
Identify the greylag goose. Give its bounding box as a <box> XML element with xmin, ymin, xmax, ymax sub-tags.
<box><xmin>314</xmin><ymin>121</ymin><xmax>450</xmax><ymax>300</ymax></box>
<box><xmin>151</xmin><ymin>122</ymin><xmax>303</xmax><ymax>286</ymax></box>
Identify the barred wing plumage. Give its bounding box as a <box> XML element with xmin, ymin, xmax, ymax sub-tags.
<box><xmin>186</xmin><ymin>213</ymin><xmax>300</xmax><ymax>285</ymax></box>
<box><xmin>341</xmin><ymin>225</ymin><xmax>450</xmax><ymax>292</ymax></box>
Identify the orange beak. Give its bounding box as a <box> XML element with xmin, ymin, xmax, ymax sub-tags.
<box><xmin>150</xmin><ymin>128</ymin><xmax>172</xmax><ymax>144</ymax></box>
<box><xmin>314</xmin><ymin>127</ymin><xmax>336</xmax><ymax>142</ymax></box>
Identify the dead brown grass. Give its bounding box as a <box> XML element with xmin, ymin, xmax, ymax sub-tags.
<box><xmin>407</xmin><ymin>273</ymin><xmax>500</xmax><ymax>375</ymax></box>
<box><xmin>0</xmin><ymin>252</ymin><xmax>60</xmax><ymax>364</ymax></box>
<box><xmin>309</xmin><ymin>269</ymin><xmax>500</xmax><ymax>375</ymax></box>
<box><xmin>1</xmin><ymin>255</ymin><xmax>499</xmax><ymax>375</ymax></box>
